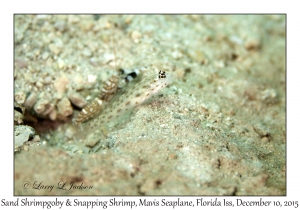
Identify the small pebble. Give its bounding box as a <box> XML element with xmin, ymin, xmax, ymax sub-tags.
<box><xmin>49</xmin><ymin>43</ymin><xmax>62</xmax><ymax>55</ymax></box>
<box><xmin>171</xmin><ymin>51</ymin><xmax>183</xmax><ymax>60</ymax></box>
<box><xmin>67</xmin><ymin>91</ymin><xmax>87</xmax><ymax>108</ymax></box>
<box><xmin>54</xmin><ymin>75</ymin><xmax>69</xmax><ymax>93</ymax></box>
<box><xmin>36</xmin><ymin>81</ymin><xmax>43</xmax><ymax>88</ymax></box>
<box><xmin>82</xmin><ymin>48</ymin><xmax>92</xmax><ymax>57</ymax></box>
<box><xmin>57</xmin><ymin>97</ymin><xmax>73</xmax><ymax>117</ymax></box>
<box><xmin>57</xmin><ymin>58</ymin><xmax>65</xmax><ymax>69</ymax></box>
<box><xmin>131</xmin><ymin>30</ymin><xmax>142</xmax><ymax>43</ymax></box>
<box><xmin>24</xmin><ymin>92</ymin><xmax>37</xmax><ymax>109</ymax></box>
<box><xmin>33</xmin><ymin>135</ymin><xmax>40</xmax><ymax>142</ymax></box>
<box><xmin>85</xmin><ymin>137</ymin><xmax>100</xmax><ymax>148</ymax></box>
<box><xmin>15</xmin><ymin>57</ymin><xmax>28</xmax><ymax>68</ymax></box>
<box><xmin>261</xmin><ymin>136</ymin><xmax>270</xmax><ymax>143</ymax></box>
<box><xmin>14</xmin><ymin>125</ymin><xmax>36</xmax><ymax>149</ymax></box>
<box><xmin>49</xmin><ymin>109</ymin><xmax>57</xmax><ymax>120</ymax></box>
<box><xmin>261</xmin><ymin>88</ymin><xmax>277</xmax><ymax>105</ymax></box>
<box><xmin>34</xmin><ymin>98</ymin><xmax>49</xmax><ymax>114</ymax></box>
<box><xmin>15</xmin><ymin>91</ymin><xmax>26</xmax><ymax>105</ymax></box>
<box><xmin>210</xmin><ymin>103</ymin><xmax>221</xmax><ymax>113</ymax></box>
<box><xmin>87</xmin><ymin>74</ymin><xmax>97</xmax><ymax>84</ymax></box>
<box><xmin>54</xmin><ymin>20</ymin><xmax>66</xmax><ymax>32</ymax></box>
<box><xmin>44</xmin><ymin>76</ymin><xmax>53</xmax><ymax>84</ymax></box>
<box><xmin>244</xmin><ymin>36</ymin><xmax>261</xmax><ymax>51</ymax></box>
<box><xmin>65</xmin><ymin>127</ymin><xmax>75</xmax><ymax>139</ymax></box>
<box><xmin>253</xmin><ymin>124</ymin><xmax>269</xmax><ymax>137</ymax></box>
<box><xmin>14</xmin><ymin>109</ymin><xmax>24</xmax><ymax>125</ymax></box>
<box><xmin>42</xmin><ymin>52</ymin><xmax>49</xmax><ymax>60</ymax></box>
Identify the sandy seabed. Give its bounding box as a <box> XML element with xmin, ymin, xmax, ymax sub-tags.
<box><xmin>14</xmin><ymin>15</ymin><xmax>285</xmax><ymax>195</ymax></box>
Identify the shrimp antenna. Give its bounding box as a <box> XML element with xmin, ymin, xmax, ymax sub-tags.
<box><xmin>111</xmin><ymin>22</ymin><xmax>119</xmax><ymax>73</ymax></box>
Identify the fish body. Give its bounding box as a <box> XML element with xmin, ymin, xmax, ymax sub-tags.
<box><xmin>88</xmin><ymin>69</ymin><xmax>174</xmax><ymax>131</ymax></box>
